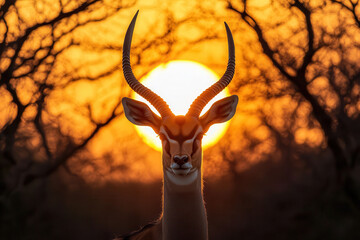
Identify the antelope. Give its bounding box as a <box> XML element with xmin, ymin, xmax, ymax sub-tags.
<box><xmin>117</xmin><ymin>11</ymin><xmax>238</xmax><ymax>240</ymax></box>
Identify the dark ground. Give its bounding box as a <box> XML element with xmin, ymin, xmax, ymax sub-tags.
<box><xmin>2</xmin><ymin>151</ymin><xmax>360</xmax><ymax>240</ymax></box>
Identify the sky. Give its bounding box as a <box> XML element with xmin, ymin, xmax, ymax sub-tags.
<box><xmin>2</xmin><ymin>0</ymin><xmax>351</xmax><ymax>183</ymax></box>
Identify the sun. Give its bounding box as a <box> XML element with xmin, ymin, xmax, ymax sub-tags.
<box><xmin>133</xmin><ymin>60</ymin><xmax>230</xmax><ymax>151</ymax></box>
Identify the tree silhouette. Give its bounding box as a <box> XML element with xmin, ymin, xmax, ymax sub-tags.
<box><xmin>0</xmin><ymin>2</ymin><xmax>204</xmax><ymax>237</ymax></box>
<box><xmin>0</xmin><ymin>0</ymin><xmax>134</xmax><ymax>195</ymax></box>
<box><xmin>226</xmin><ymin>0</ymin><xmax>360</xmax><ymax>205</ymax></box>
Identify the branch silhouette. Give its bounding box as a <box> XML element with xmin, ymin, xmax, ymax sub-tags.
<box><xmin>227</xmin><ymin>0</ymin><xmax>360</xmax><ymax>206</ymax></box>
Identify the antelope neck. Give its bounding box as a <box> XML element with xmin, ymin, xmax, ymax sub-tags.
<box><xmin>162</xmin><ymin>167</ymin><xmax>208</xmax><ymax>240</ymax></box>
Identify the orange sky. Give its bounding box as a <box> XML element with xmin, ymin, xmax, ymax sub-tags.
<box><xmin>2</xmin><ymin>0</ymin><xmax>350</xmax><ymax>183</ymax></box>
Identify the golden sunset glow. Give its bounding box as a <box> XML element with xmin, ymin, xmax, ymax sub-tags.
<box><xmin>2</xmin><ymin>0</ymin><xmax>347</xmax><ymax>187</ymax></box>
<box><xmin>4</xmin><ymin>1</ymin><xmax>360</xmax><ymax>238</ymax></box>
<box><xmin>133</xmin><ymin>60</ymin><xmax>230</xmax><ymax>151</ymax></box>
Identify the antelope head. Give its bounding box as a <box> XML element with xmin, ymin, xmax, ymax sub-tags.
<box><xmin>122</xmin><ymin>11</ymin><xmax>238</xmax><ymax>181</ymax></box>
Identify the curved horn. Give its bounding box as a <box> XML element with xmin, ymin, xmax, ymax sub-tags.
<box><xmin>186</xmin><ymin>22</ymin><xmax>235</xmax><ymax>118</ymax></box>
<box><xmin>122</xmin><ymin>11</ymin><xmax>174</xmax><ymax>117</ymax></box>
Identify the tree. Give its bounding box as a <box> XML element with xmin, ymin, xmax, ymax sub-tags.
<box><xmin>225</xmin><ymin>0</ymin><xmax>360</xmax><ymax>205</ymax></box>
<box><xmin>0</xmin><ymin>1</ymin><xmax>199</xmax><ymax>237</ymax></box>
<box><xmin>0</xmin><ymin>0</ymin><xmax>132</xmax><ymax>194</ymax></box>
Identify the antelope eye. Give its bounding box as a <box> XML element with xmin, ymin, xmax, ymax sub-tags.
<box><xmin>159</xmin><ymin>133</ymin><xmax>166</xmax><ymax>141</ymax></box>
<box><xmin>159</xmin><ymin>134</ymin><xmax>170</xmax><ymax>154</ymax></box>
<box><xmin>193</xmin><ymin>133</ymin><xmax>203</xmax><ymax>153</ymax></box>
<box><xmin>196</xmin><ymin>132</ymin><xmax>204</xmax><ymax>140</ymax></box>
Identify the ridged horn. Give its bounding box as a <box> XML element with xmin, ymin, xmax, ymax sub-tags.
<box><xmin>122</xmin><ymin>11</ymin><xmax>174</xmax><ymax>117</ymax></box>
<box><xmin>186</xmin><ymin>22</ymin><xmax>235</xmax><ymax>117</ymax></box>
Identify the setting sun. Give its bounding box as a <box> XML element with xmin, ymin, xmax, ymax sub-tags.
<box><xmin>133</xmin><ymin>60</ymin><xmax>231</xmax><ymax>151</ymax></box>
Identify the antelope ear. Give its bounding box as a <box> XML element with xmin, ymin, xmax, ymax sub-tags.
<box><xmin>200</xmin><ymin>95</ymin><xmax>238</xmax><ymax>131</ymax></box>
<box><xmin>122</xmin><ymin>97</ymin><xmax>161</xmax><ymax>133</ymax></box>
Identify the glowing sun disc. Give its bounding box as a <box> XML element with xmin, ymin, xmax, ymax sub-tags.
<box><xmin>133</xmin><ymin>60</ymin><xmax>230</xmax><ymax>151</ymax></box>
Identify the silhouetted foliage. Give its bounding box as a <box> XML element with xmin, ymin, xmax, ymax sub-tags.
<box><xmin>224</xmin><ymin>0</ymin><xmax>360</xmax><ymax>206</ymax></box>
<box><xmin>0</xmin><ymin>1</ymin><xmax>198</xmax><ymax>238</ymax></box>
<box><xmin>0</xmin><ymin>1</ymin><xmax>138</xmax><ymax>237</ymax></box>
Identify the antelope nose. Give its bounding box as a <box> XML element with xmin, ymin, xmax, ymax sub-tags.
<box><xmin>173</xmin><ymin>155</ymin><xmax>189</xmax><ymax>167</ymax></box>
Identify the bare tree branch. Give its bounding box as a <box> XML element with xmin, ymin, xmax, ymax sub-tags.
<box><xmin>331</xmin><ymin>0</ymin><xmax>360</xmax><ymax>27</ymax></box>
<box><xmin>23</xmin><ymin>101</ymin><xmax>123</xmax><ymax>185</ymax></box>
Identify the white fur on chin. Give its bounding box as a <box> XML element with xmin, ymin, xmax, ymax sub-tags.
<box><xmin>165</xmin><ymin>168</ymin><xmax>198</xmax><ymax>186</ymax></box>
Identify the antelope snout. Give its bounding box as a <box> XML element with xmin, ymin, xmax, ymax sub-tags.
<box><xmin>171</xmin><ymin>155</ymin><xmax>192</xmax><ymax>175</ymax></box>
<box><xmin>172</xmin><ymin>155</ymin><xmax>189</xmax><ymax>168</ymax></box>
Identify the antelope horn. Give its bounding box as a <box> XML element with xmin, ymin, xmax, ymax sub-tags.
<box><xmin>123</xmin><ymin>11</ymin><xmax>174</xmax><ymax>117</ymax></box>
<box><xmin>186</xmin><ymin>22</ymin><xmax>235</xmax><ymax>118</ymax></box>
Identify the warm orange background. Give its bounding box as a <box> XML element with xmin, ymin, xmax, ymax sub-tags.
<box><xmin>2</xmin><ymin>1</ymin><xmax>360</xmax><ymax>240</ymax></box>
<box><xmin>1</xmin><ymin>0</ymin><xmax>347</xmax><ymax>183</ymax></box>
